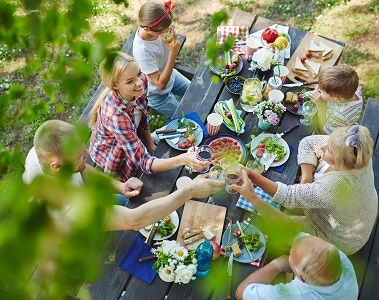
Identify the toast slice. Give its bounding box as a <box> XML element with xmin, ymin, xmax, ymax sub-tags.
<box><xmin>292</xmin><ymin>57</ymin><xmax>310</xmax><ymax>78</ymax></box>
<box><xmin>308</xmin><ymin>39</ymin><xmax>324</xmax><ymax>58</ymax></box>
<box><xmin>304</xmin><ymin>59</ymin><xmax>321</xmax><ymax>78</ymax></box>
<box><xmin>319</xmin><ymin>41</ymin><xmax>333</xmax><ymax>60</ymax></box>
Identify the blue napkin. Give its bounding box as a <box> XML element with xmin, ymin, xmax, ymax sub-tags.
<box><xmin>168</xmin><ymin>112</ymin><xmax>209</xmax><ymax>139</ymax></box>
<box><xmin>236</xmin><ymin>186</ymin><xmax>281</xmax><ymax>212</ymax></box>
<box><xmin>118</xmin><ymin>235</ymin><xmax>157</xmax><ymax>284</ymax></box>
<box><xmin>271</xmin><ymin>145</ymin><xmax>294</xmax><ymax>173</ymax></box>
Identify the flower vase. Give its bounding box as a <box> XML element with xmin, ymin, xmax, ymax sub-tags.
<box><xmin>258</xmin><ymin>118</ymin><xmax>271</xmax><ymax>131</ymax></box>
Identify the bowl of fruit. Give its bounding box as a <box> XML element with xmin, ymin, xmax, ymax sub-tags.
<box><xmin>261</xmin><ymin>27</ymin><xmax>291</xmax><ymax>51</ymax></box>
<box><xmin>224</xmin><ymin>76</ymin><xmax>246</xmax><ymax>95</ymax></box>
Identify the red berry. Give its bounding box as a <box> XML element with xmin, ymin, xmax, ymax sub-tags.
<box><xmin>293</xmin><ymin>104</ymin><xmax>299</xmax><ymax>110</ymax></box>
<box><xmin>300</xmin><ymin>57</ymin><xmax>306</xmax><ymax>64</ymax></box>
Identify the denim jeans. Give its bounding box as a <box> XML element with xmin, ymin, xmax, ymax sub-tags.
<box><xmin>147</xmin><ymin>69</ymin><xmax>190</xmax><ymax>117</ymax></box>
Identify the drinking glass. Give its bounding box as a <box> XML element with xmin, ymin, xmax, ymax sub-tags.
<box><xmin>300</xmin><ymin>101</ymin><xmax>317</xmax><ymax>126</ymax></box>
<box><xmin>207</xmin><ymin>165</ymin><xmax>226</xmax><ymax>204</ymax></box>
<box><xmin>196</xmin><ymin>145</ymin><xmax>215</xmax><ymax>173</ymax></box>
<box><xmin>224</xmin><ymin>164</ymin><xmax>242</xmax><ymax>194</ymax></box>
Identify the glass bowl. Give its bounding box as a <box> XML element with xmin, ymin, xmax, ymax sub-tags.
<box><xmin>224</xmin><ymin>76</ymin><xmax>246</xmax><ymax>95</ymax></box>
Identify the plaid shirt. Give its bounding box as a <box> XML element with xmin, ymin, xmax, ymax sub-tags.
<box><xmin>89</xmin><ymin>86</ymin><xmax>155</xmax><ymax>182</ymax></box>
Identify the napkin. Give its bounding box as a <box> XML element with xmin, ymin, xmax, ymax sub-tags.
<box><xmin>248</xmin><ymin>24</ymin><xmax>291</xmax><ymax>59</ymax></box>
<box><xmin>216</xmin><ymin>25</ymin><xmax>249</xmax><ymax>55</ymax></box>
<box><xmin>118</xmin><ymin>235</ymin><xmax>157</xmax><ymax>284</ymax></box>
<box><xmin>271</xmin><ymin>145</ymin><xmax>294</xmax><ymax>173</ymax></box>
<box><xmin>167</xmin><ymin>111</ymin><xmax>209</xmax><ymax>139</ymax></box>
<box><xmin>236</xmin><ymin>186</ymin><xmax>281</xmax><ymax>213</ymax></box>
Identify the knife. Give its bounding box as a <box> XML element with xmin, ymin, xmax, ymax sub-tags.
<box><xmin>224</xmin><ymin>220</ymin><xmax>233</xmax><ymax>251</ymax></box>
<box><xmin>283</xmin><ymin>81</ymin><xmax>318</xmax><ymax>88</ymax></box>
<box><xmin>145</xmin><ymin>222</ymin><xmax>159</xmax><ymax>245</ymax></box>
<box><xmin>156</xmin><ymin>128</ymin><xmax>187</xmax><ymax>134</ymax></box>
<box><xmin>226</xmin><ymin>252</ymin><xmax>234</xmax><ymax>300</ymax></box>
<box><xmin>275</xmin><ymin>123</ymin><xmax>300</xmax><ymax>140</ymax></box>
<box><xmin>137</xmin><ymin>254</ymin><xmax>157</xmax><ymax>263</ymax></box>
<box><xmin>158</xmin><ymin>132</ymin><xmax>185</xmax><ymax>139</ymax></box>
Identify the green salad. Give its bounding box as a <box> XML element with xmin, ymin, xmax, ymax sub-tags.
<box><xmin>261</xmin><ymin>137</ymin><xmax>286</xmax><ymax>160</ymax></box>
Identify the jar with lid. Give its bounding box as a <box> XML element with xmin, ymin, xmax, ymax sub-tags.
<box><xmin>263</xmin><ymin>76</ymin><xmax>282</xmax><ymax>99</ymax></box>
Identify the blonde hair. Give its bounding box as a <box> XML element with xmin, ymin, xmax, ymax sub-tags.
<box><xmin>318</xmin><ymin>65</ymin><xmax>359</xmax><ymax>100</ymax></box>
<box><xmin>34</xmin><ymin>120</ymin><xmax>80</xmax><ymax>167</ymax></box>
<box><xmin>328</xmin><ymin>125</ymin><xmax>373</xmax><ymax>170</ymax></box>
<box><xmin>138</xmin><ymin>1</ymin><xmax>173</xmax><ymax>32</ymax></box>
<box><xmin>89</xmin><ymin>52</ymin><xmax>135</xmax><ymax>127</ymax></box>
<box><xmin>291</xmin><ymin>236</ymin><xmax>342</xmax><ymax>286</ymax></box>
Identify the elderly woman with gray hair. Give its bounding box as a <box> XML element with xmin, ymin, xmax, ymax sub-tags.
<box><xmin>236</xmin><ymin>125</ymin><xmax>377</xmax><ymax>255</ymax></box>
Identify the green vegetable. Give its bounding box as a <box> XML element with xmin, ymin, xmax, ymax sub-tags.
<box><xmin>156</xmin><ymin>219</ymin><xmax>176</xmax><ymax>237</ymax></box>
<box><xmin>214</xmin><ymin>100</ymin><xmax>244</xmax><ymax>133</ymax></box>
<box><xmin>226</xmin><ymin>98</ymin><xmax>241</xmax><ymax>133</ymax></box>
<box><xmin>262</xmin><ymin>137</ymin><xmax>286</xmax><ymax>160</ymax></box>
<box><xmin>236</xmin><ymin>221</ymin><xmax>264</xmax><ymax>253</ymax></box>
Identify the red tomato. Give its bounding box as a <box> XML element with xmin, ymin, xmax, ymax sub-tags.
<box><xmin>300</xmin><ymin>56</ymin><xmax>307</xmax><ymax>64</ymax></box>
<box><xmin>293</xmin><ymin>104</ymin><xmax>299</xmax><ymax>111</ymax></box>
<box><xmin>178</xmin><ymin>142</ymin><xmax>189</xmax><ymax>149</ymax></box>
<box><xmin>258</xmin><ymin>142</ymin><xmax>266</xmax><ymax>148</ymax></box>
<box><xmin>305</xmin><ymin>50</ymin><xmax>312</xmax><ymax>58</ymax></box>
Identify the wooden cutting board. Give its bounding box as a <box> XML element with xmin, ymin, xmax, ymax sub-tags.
<box><xmin>286</xmin><ymin>32</ymin><xmax>344</xmax><ymax>85</ymax></box>
<box><xmin>176</xmin><ymin>200</ymin><xmax>226</xmax><ymax>247</ymax></box>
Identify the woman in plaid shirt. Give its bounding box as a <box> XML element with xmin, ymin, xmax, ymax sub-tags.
<box><xmin>88</xmin><ymin>52</ymin><xmax>207</xmax><ymax>182</ymax></box>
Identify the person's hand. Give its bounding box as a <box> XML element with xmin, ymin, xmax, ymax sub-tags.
<box><xmin>271</xmin><ymin>255</ymin><xmax>291</xmax><ymax>273</ymax></box>
<box><xmin>122</xmin><ymin>177</ymin><xmax>143</xmax><ymax>198</ymax></box>
<box><xmin>165</xmin><ymin>34</ymin><xmax>181</xmax><ymax>55</ymax></box>
<box><xmin>185</xmin><ymin>173</ymin><xmax>224</xmax><ymax>198</ymax></box>
<box><xmin>308</xmin><ymin>87</ymin><xmax>323</xmax><ymax>104</ymax></box>
<box><xmin>181</xmin><ymin>152</ymin><xmax>210</xmax><ymax>173</ymax></box>
<box><xmin>230</xmin><ymin>169</ymin><xmax>256</xmax><ymax>200</ymax></box>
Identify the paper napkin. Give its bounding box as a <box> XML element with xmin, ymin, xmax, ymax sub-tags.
<box><xmin>217</xmin><ymin>25</ymin><xmax>249</xmax><ymax>55</ymax></box>
<box><xmin>118</xmin><ymin>235</ymin><xmax>157</xmax><ymax>284</ymax></box>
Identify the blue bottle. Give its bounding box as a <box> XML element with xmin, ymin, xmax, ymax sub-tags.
<box><xmin>195</xmin><ymin>240</ymin><xmax>214</xmax><ymax>277</ymax></box>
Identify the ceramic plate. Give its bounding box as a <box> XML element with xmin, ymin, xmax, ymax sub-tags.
<box><xmin>209</xmin><ymin>53</ymin><xmax>244</xmax><ymax>78</ymax></box>
<box><xmin>221</xmin><ymin>223</ymin><xmax>266</xmax><ymax>263</ymax></box>
<box><xmin>250</xmin><ymin>133</ymin><xmax>290</xmax><ymax>167</ymax></box>
<box><xmin>163</xmin><ymin>118</ymin><xmax>203</xmax><ymax>151</ymax></box>
<box><xmin>204</xmin><ymin>134</ymin><xmax>248</xmax><ymax>166</ymax></box>
<box><xmin>139</xmin><ymin>211</ymin><xmax>179</xmax><ymax>241</ymax></box>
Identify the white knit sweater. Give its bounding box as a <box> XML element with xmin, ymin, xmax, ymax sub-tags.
<box><xmin>273</xmin><ymin>135</ymin><xmax>378</xmax><ymax>255</ymax></box>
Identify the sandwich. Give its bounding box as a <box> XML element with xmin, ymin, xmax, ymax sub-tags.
<box><xmin>319</xmin><ymin>41</ymin><xmax>333</xmax><ymax>60</ymax></box>
<box><xmin>292</xmin><ymin>56</ymin><xmax>310</xmax><ymax>78</ymax></box>
<box><xmin>304</xmin><ymin>59</ymin><xmax>321</xmax><ymax>78</ymax></box>
<box><xmin>182</xmin><ymin>227</ymin><xmax>205</xmax><ymax>251</ymax></box>
<box><xmin>308</xmin><ymin>39</ymin><xmax>324</xmax><ymax>58</ymax></box>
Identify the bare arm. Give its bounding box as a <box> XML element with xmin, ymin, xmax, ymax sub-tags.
<box><xmin>244</xmin><ymin>167</ymin><xmax>278</xmax><ymax>197</ymax></box>
<box><xmin>150</xmin><ymin>152</ymin><xmax>210</xmax><ymax>174</ymax></box>
<box><xmin>148</xmin><ymin>35</ymin><xmax>181</xmax><ymax>90</ymax></box>
<box><xmin>299</xmin><ymin>163</ymin><xmax>314</xmax><ymax>184</ymax></box>
<box><xmin>105</xmin><ymin>174</ymin><xmax>224</xmax><ymax>231</ymax></box>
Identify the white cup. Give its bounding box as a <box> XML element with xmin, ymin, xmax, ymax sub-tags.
<box><xmin>268</xmin><ymin>89</ymin><xmax>285</xmax><ymax>102</ymax></box>
<box><xmin>273</xmin><ymin>65</ymin><xmax>290</xmax><ymax>84</ymax></box>
<box><xmin>245</xmin><ymin>37</ymin><xmax>261</xmax><ymax>59</ymax></box>
<box><xmin>176</xmin><ymin>176</ymin><xmax>192</xmax><ymax>189</ymax></box>
<box><xmin>206</xmin><ymin>113</ymin><xmax>223</xmax><ymax>136</ymax></box>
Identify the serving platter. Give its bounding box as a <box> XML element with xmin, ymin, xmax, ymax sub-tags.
<box><xmin>250</xmin><ymin>133</ymin><xmax>290</xmax><ymax>167</ymax></box>
<box><xmin>163</xmin><ymin>118</ymin><xmax>203</xmax><ymax>151</ymax></box>
<box><xmin>221</xmin><ymin>223</ymin><xmax>266</xmax><ymax>263</ymax></box>
<box><xmin>205</xmin><ymin>134</ymin><xmax>248</xmax><ymax>166</ymax></box>
<box><xmin>139</xmin><ymin>211</ymin><xmax>179</xmax><ymax>241</ymax></box>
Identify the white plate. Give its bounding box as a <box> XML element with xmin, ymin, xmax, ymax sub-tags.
<box><xmin>221</xmin><ymin>223</ymin><xmax>266</xmax><ymax>263</ymax></box>
<box><xmin>139</xmin><ymin>211</ymin><xmax>179</xmax><ymax>241</ymax></box>
<box><xmin>164</xmin><ymin>118</ymin><xmax>204</xmax><ymax>151</ymax></box>
<box><xmin>250</xmin><ymin>133</ymin><xmax>290</xmax><ymax>167</ymax></box>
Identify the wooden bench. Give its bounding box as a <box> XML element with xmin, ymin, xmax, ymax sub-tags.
<box><xmin>350</xmin><ymin>97</ymin><xmax>379</xmax><ymax>299</ymax></box>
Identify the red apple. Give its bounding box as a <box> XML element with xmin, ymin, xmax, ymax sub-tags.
<box><xmin>210</xmin><ymin>240</ymin><xmax>222</xmax><ymax>260</ymax></box>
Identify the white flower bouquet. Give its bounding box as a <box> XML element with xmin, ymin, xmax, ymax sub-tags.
<box><xmin>152</xmin><ymin>240</ymin><xmax>197</xmax><ymax>284</ymax></box>
<box><xmin>252</xmin><ymin>97</ymin><xmax>286</xmax><ymax>125</ymax></box>
<box><xmin>249</xmin><ymin>47</ymin><xmax>277</xmax><ymax>71</ymax></box>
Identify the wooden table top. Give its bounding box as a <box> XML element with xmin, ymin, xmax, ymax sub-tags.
<box><xmin>87</xmin><ymin>15</ymin><xmax>344</xmax><ymax>300</ymax></box>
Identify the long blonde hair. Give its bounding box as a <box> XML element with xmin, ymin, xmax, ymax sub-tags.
<box><xmin>89</xmin><ymin>52</ymin><xmax>135</xmax><ymax>127</ymax></box>
<box><xmin>329</xmin><ymin>125</ymin><xmax>373</xmax><ymax>170</ymax></box>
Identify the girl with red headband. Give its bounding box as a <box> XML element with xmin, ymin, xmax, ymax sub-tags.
<box><xmin>133</xmin><ymin>0</ymin><xmax>190</xmax><ymax>117</ymax></box>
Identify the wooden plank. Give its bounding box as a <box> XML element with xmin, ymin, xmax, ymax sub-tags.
<box><xmin>176</xmin><ymin>200</ymin><xmax>226</xmax><ymax>248</ymax></box>
<box><xmin>225</xmin><ymin>8</ymin><xmax>257</xmax><ymax>28</ymax></box>
<box><xmin>285</xmin><ymin>32</ymin><xmax>344</xmax><ymax>84</ymax></box>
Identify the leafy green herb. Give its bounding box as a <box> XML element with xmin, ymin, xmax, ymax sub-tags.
<box><xmin>156</xmin><ymin>219</ymin><xmax>176</xmax><ymax>237</ymax></box>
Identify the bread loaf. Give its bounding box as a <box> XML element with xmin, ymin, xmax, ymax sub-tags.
<box><xmin>231</xmin><ymin>242</ymin><xmax>242</xmax><ymax>257</ymax></box>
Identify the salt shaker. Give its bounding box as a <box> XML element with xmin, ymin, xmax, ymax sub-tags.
<box><xmin>195</xmin><ymin>240</ymin><xmax>214</xmax><ymax>277</ymax></box>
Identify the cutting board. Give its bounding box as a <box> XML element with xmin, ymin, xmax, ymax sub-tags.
<box><xmin>286</xmin><ymin>32</ymin><xmax>344</xmax><ymax>85</ymax></box>
<box><xmin>177</xmin><ymin>200</ymin><xmax>226</xmax><ymax>247</ymax></box>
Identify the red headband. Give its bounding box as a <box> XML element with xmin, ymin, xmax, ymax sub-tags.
<box><xmin>147</xmin><ymin>0</ymin><xmax>174</xmax><ymax>29</ymax></box>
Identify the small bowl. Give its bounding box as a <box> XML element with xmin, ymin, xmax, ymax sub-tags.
<box><xmin>224</xmin><ymin>76</ymin><xmax>246</xmax><ymax>95</ymax></box>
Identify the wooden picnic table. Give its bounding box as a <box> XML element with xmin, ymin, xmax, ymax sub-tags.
<box><xmin>86</xmin><ymin>14</ymin><xmax>348</xmax><ymax>300</ymax></box>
